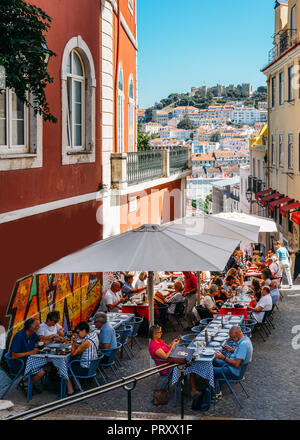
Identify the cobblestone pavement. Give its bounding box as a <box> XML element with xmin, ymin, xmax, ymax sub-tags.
<box><xmin>1</xmin><ymin>287</ymin><xmax>300</xmax><ymax>420</ymax></box>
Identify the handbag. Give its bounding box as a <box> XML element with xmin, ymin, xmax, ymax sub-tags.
<box><xmin>153</xmin><ymin>388</ymin><xmax>169</xmax><ymax>405</ymax></box>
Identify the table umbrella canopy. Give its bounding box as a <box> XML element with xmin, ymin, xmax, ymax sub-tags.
<box><xmin>35</xmin><ymin>223</ymin><xmax>240</xmax><ymax>274</ymax></box>
<box><xmin>169</xmin><ymin>214</ymin><xmax>260</xmax><ymax>243</ymax></box>
<box><xmin>212</xmin><ymin>212</ymin><xmax>277</xmax><ymax>233</ymax></box>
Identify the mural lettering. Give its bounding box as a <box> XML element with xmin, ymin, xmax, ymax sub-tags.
<box><xmin>5</xmin><ymin>273</ymin><xmax>102</xmax><ymax>347</ymax></box>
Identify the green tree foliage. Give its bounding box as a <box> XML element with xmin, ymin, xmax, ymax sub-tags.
<box><xmin>210</xmin><ymin>131</ymin><xmax>221</xmax><ymax>143</ymax></box>
<box><xmin>0</xmin><ymin>0</ymin><xmax>57</xmax><ymax>122</ymax></box>
<box><xmin>137</xmin><ymin>121</ymin><xmax>150</xmax><ymax>151</ymax></box>
<box><xmin>177</xmin><ymin>116</ymin><xmax>195</xmax><ymax>130</ymax></box>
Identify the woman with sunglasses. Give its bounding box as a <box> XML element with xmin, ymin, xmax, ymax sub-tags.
<box><xmin>37</xmin><ymin>311</ymin><xmax>65</xmax><ymax>342</ymax></box>
<box><xmin>66</xmin><ymin>321</ymin><xmax>99</xmax><ymax>396</ymax></box>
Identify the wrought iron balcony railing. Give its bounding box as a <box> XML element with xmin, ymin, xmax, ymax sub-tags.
<box><xmin>169</xmin><ymin>147</ymin><xmax>189</xmax><ymax>175</ymax></box>
<box><xmin>127</xmin><ymin>150</ymin><xmax>164</xmax><ymax>185</ymax></box>
<box><xmin>267</xmin><ymin>29</ymin><xmax>297</xmax><ymax>64</ymax></box>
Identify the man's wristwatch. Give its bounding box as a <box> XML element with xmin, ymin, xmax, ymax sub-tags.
<box><xmin>224</xmin><ymin>356</ymin><xmax>227</xmax><ymax>362</ymax></box>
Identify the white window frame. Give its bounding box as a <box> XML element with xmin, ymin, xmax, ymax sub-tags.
<box><xmin>66</xmin><ymin>50</ymin><xmax>85</xmax><ymax>151</ymax></box>
<box><xmin>0</xmin><ymin>88</ymin><xmax>28</xmax><ymax>154</ymax></box>
<box><xmin>61</xmin><ymin>35</ymin><xmax>96</xmax><ymax>166</ymax></box>
<box><xmin>117</xmin><ymin>64</ymin><xmax>124</xmax><ymax>153</ymax></box>
<box><xmin>128</xmin><ymin>75</ymin><xmax>135</xmax><ymax>152</ymax></box>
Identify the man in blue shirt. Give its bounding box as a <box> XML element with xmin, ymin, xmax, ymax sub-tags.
<box><xmin>94</xmin><ymin>312</ymin><xmax>117</xmax><ymax>350</ymax></box>
<box><xmin>121</xmin><ymin>274</ymin><xmax>146</xmax><ymax>300</ymax></box>
<box><xmin>274</xmin><ymin>240</ymin><xmax>293</xmax><ymax>288</ymax></box>
<box><xmin>213</xmin><ymin>325</ymin><xmax>253</xmax><ymax>400</ymax></box>
<box><xmin>9</xmin><ymin>318</ymin><xmax>47</xmax><ymax>391</ymax></box>
<box><xmin>269</xmin><ymin>280</ymin><xmax>280</xmax><ymax>306</ymax></box>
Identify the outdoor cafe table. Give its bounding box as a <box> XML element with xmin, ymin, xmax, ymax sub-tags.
<box><xmin>219</xmin><ymin>293</ymin><xmax>254</xmax><ymax>321</ymax></box>
<box><xmin>90</xmin><ymin>312</ymin><xmax>135</xmax><ymax>331</ymax></box>
<box><xmin>121</xmin><ymin>304</ymin><xmax>150</xmax><ymax>321</ymax></box>
<box><xmin>171</xmin><ymin>314</ymin><xmax>244</xmax><ymax>389</ymax></box>
<box><xmin>24</xmin><ymin>351</ymin><xmax>71</xmax><ymax>381</ymax></box>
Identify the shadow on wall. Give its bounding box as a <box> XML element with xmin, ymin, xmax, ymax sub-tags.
<box><xmin>4</xmin><ymin>273</ymin><xmax>102</xmax><ymax>349</ymax></box>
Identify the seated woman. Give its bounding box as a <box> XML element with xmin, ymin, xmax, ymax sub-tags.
<box><xmin>66</xmin><ymin>321</ymin><xmax>99</xmax><ymax>396</ymax></box>
<box><xmin>164</xmin><ymin>281</ymin><xmax>185</xmax><ymax>314</ymax></box>
<box><xmin>214</xmin><ymin>278</ymin><xmax>229</xmax><ymax>308</ymax></box>
<box><xmin>253</xmin><ymin>268</ymin><xmax>272</xmax><ymax>288</ymax></box>
<box><xmin>37</xmin><ymin>311</ymin><xmax>64</xmax><ymax>343</ymax></box>
<box><xmin>200</xmin><ymin>285</ymin><xmax>219</xmax><ymax>316</ymax></box>
<box><xmin>148</xmin><ymin>325</ymin><xmax>201</xmax><ymax>397</ymax></box>
<box><xmin>251</xmin><ymin>279</ymin><xmax>262</xmax><ymax>302</ymax></box>
<box><xmin>226</xmin><ymin>267</ymin><xmax>243</xmax><ymax>287</ymax></box>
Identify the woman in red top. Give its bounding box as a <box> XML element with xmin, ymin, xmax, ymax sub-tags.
<box><xmin>148</xmin><ymin>325</ymin><xmax>201</xmax><ymax>397</ymax></box>
<box><xmin>148</xmin><ymin>325</ymin><xmax>180</xmax><ymax>375</ymax></box>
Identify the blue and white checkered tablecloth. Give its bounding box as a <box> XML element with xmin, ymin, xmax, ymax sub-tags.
<box><xmin>24</xmin><ymin>354</ymin><xmax>71</xmax><ymax>380</ymax></box>
<box><xmin>171</xmin><ymin>360</ymin><xmax>215</xmax><ymax>388</ymax></box>
<box><xmin>172</xmin><ymin>314</ymin><xmax>245</xmax><ymax>389</ymax></box>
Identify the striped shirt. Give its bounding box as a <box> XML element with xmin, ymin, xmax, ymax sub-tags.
<box><xmin>80</xmin><ymin>331</ymin><xmax>99</xmax><ymax>369</ymax></box>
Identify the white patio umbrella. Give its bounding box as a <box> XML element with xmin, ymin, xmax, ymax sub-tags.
<box><xmin>211</xmin><ymin>212</ymin><xmax>277</xmax><ymax>233</ymax></box>
<box><xmin>169</xmin><ymin>213</ymin><xmax>260</xmax><ymax>243</ymax></box>
<box><xmin>35</xmin><ymin>224</ymin><xmax>240</xmax><ymax>327</ymax></box>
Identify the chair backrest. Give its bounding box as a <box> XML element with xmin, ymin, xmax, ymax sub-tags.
<box><xmin>191</xmin><ymin>325</ymin><xmax>201</xmax><ymax>334</ymax></box>
<box><xmin>129</xmin><ymin>318</ymin><xmax>143</xmax><ymax>337</ymax></box>
<box><xmin>237</xmin><ymin>362</ymin><xmax>249</xmax><ymax>380</ymax></box>
<box><xmin>200</xmin><ymin>318</ymin><xmax>214</xmax><ymax>327</ymax></box>
<box><xmin>196</xmin><ymin>306</ymin><xmax>213</xmax><ymax>320</ymax></box>
<box><xmin>181</xmin><ymin>334</ymin><xmax>195</xmax><ymax>343</ymax></box>
<box><xmin>87</xmin><ymin>356</ymin><xmax>103</xmax><ymax>376</ymax></box>
<box><xmin>116</xmin><ymin>326</ymin><xmax>132</xmax><ymax>344</ymax></box>
<box><xmin>99</xmin><ymin>342</ymin><xmax>122</xmax><ymax>364</ymax></box>
<box><xmin>4</xmin><ymin>352</ymin><xmax>24</xmax><ymax>373</ymax></box>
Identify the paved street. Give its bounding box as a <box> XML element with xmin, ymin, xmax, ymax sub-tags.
<box><xmin>1</xmin><ymin>286</ymin><xmax>300</xmax><ymax>420</ymax></box>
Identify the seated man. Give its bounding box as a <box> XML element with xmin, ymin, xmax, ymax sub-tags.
<box><xmin>37</xmin><ymin>311</ymin><xmax>64</xmax><ymax>342</ymax></box>
<box><xmin>94</xmin><ymin>312</ymin><xmax>117</xmax><ymax>350</ymax></box>
<box><xmin>9</xmin><ymin>318</ymin><xmax>46</xmax><ymax>392</ymax></box>
<box><xmin>213</xmin><ymin>325</ymin><xmax>253</xmax><ymax>399</ymax></box>
<box><xmin>222</xmin><ymin>275</ymin><xmax>236</xmax><ymax>295</ymax></box>
<box><xmin>104</xmin><ymin>281</ymin><xmax>125</xmax><ymax>313</ymax></box>
<box><xmin>247</xmin><ymin>286</ymin><xmax>273</xmax><ymax>323</ymax></box>
<box><xmin>122</xmin><ymin>274</ymin><xmax>146</xmax><ymax>300</ymax></box>
<box><xmin>269</xmin><ymin>280</ymin><xmax>280</xmax><ymax>306</ymax></box>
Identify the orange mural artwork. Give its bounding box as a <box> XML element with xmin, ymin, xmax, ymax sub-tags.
<box><xmin>5</xmin><ymin>273</ymin><xmax>102</xmax><ymax>346</ymax></box>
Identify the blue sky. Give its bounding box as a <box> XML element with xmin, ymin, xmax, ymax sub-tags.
<box><xmin>137</xmin><ymin>0</ymin><xmax>275</xmax><ymax>108</ymax></box>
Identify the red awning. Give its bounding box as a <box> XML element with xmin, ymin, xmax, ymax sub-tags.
<box><xmin>280</xmin><ymin>202</ymin><xmax>300</xmax><ymax>217</ymax></box>
<box><xmin>255</xmin><ymin>188</ymin><xmax>273</xmax><ymax>200</ymax></box>
<box><xmin>260</xmin><ymin>192</ymin><xmax>283</xmax><ymax>207</ymax></box>
<box><xmin>291</xmin><ymin>211</ymin><xmax>300</xmax><ymax>225</ymax></box>
<box><xmin>268</xmin><ymin>197</ymin><xmax>293</xmax><ymax>212</ymax></box>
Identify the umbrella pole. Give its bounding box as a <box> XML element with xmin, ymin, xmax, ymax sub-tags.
<box><xmin>196</xmin><ymin>271</ymin><xmax>201</xmax><ymax>306</ymax></box>
<box><xmin>148</xmin><ymin>271</ymin><xmax>154</xmax><ymax>328</ymax></box>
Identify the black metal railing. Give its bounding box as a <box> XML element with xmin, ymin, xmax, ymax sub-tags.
<box><xmin>127</xmin><ymin>150</ymin><xmax>164</xmax><ymax>186</ymax></box>
<box><xmin>169</xmin><ymin>147</ymin><xmax>189</xmax><ymax>175</ymax></box>
<box><xmin>230</xmin><ymin>193</ymin><xmax>240</xmax><ymax>202</ymax></box>
<box><xmin>4</xmin><ymin>361</ymin><xmax>189</xmax><ymax>421</ymax></box>
<box><xmin>268</xmin><ymin>29</ymin><xmax>297</xmax><ymax>64</ymax></box>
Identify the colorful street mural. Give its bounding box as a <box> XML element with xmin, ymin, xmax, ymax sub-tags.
<box><xmin>5</xmin><ymin>273</ymin><xmax>102</xmax><ymax>347</ymax></box>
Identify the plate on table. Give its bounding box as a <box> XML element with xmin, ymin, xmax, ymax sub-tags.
<box><xmin>119</xmin><ymin>315</ymin><xmax>129</xmax><ymax>319</ymax></box>
<box><xmin>209</xmin><ymin>341</ymin><xmax>221</xmax><ymax>347</ymax></box>
<box><xmin>224</xmin><ymin>324</ymin><xmax>233</xmax><ymax>329</ymax></box>
<box><xmin>217</xmin><ymin>332</ymin><xmax>229</xmax><ymax>337</ymax></box>
<box><xmin>214</xmin><ymin>336</ymin><xmax>227</xmax><ymax>342</ymax></box>
<box><xmin>201</xmin><ymin>348</ymin><xmax>215</xmax><ymax>356</ymax></box>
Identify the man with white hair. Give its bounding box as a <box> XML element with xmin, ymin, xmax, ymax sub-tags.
<box><xmin>213</xmin><ymin>325</ymin><xmax>253</xmax><ymax>400</ymax></box>
<box><xmin>104</xmin><ymin>281</ymin><xmax>125</xmax><ymax>313</ymax></box>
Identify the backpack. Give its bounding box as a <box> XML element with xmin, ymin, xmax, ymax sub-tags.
<box><xmin>191</xmin><ymin>385</ymin><xmax>212</xmax><ymax>411</ymax></box>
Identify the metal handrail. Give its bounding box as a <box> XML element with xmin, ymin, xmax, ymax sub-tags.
<box><xmin>5</xmin><ymin>361</ymin><xmax>181</xmax><ymax>420</ymax></box>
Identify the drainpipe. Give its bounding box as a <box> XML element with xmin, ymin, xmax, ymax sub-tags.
<box><xmin>113</xmin><ymin>0</ymin><xmax>121</xmax><ymax>153</ymax></box>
